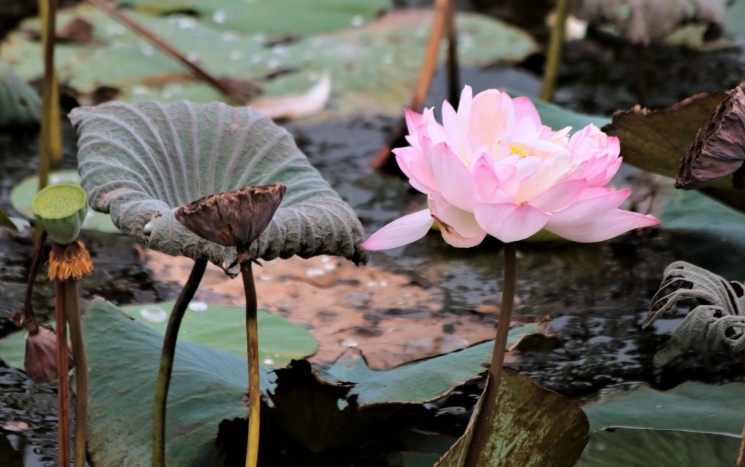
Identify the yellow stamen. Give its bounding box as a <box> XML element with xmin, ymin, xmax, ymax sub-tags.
<box><xmin>509</xmin><ymin>145</ymin><xmax>528</xmax><ymax>157</ymax></box>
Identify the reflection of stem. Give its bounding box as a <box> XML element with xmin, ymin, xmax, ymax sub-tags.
<box><xmin>152</xmin><ymin>258</ymin><xmax>207</xmax><ymax>467</ymax></box>
<box><xmin>539</xmin><ymin>0</ymin><xmax>567</xmax><ymax>102</ymax></box>
<box><xmin>55</xmin><ymin>280</ymin><xmax>71</xmax><ymax>467</ymax></box>
<box><xmin>64</xmin><ymin>280</ymin><xmax>87</xmax><ymax>467</ymax></box>
<box><xmin>87</xmin><ymin>0</ymin><xmax>260</xmax><ymax>103</ymax></box>
<box><xmin>464</xmin><ymin>243</ymin><xmax>516</xmax><ymax>467</ymax></box>
<box><xmin>240</xmin><ymin>258</ymin><xmax>260</xmax><ymax>467</ymax></box>
<box><xmin>23</xmin><ymin>231</ymin><xmax>48</xmax><ymax>334</ymax></box>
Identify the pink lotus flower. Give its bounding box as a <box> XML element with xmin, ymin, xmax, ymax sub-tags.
<box><xmin>362</xmin><ymin>86</ymin><xmax>659</xmax><ymax>250</ymax></box>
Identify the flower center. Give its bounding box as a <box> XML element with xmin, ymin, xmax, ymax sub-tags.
<box><xmin>509</xmin><ymin>145</ymin><xmax>528</xmax><ymax>157</ymax></box>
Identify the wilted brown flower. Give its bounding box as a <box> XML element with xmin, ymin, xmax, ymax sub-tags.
<box><xmin>48</xmin><ymin>240</ymin><xmax>94</xmax><ymax>282</ymax></box>
<box><xmin>24</xmin><ymin>326</ymin><xmax>74</xmax><ymax>384</ymax></box>
<box><xmin>175</xmin><ymin>184</ymin><xmax>286</xmax><ymax>254</ymax></box>
<box><xmin>676</xmin><ymin>83</ymin><xmax>745</xmax><ymax>190</ymax></box>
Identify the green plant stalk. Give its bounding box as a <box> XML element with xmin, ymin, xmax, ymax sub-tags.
<box><xmin>64</xmin><ymin>279</ymin><xmax>87</xmax><ymax>467</ymax></box>
<box><xmin>55</xmin><ymin>280</ymin><xmax>71</xmax><ymax>467</ymax></box>
<box><xmin>152</xmin><ymin>258</ymin><xmax>207</xmax><ymax>467</ymax></box>
<box><xmin>463</xmin><ymin>242</ymin><xmax>516</xmax><ymax>467</ymax></box>
<box><xmin>539</xmin><ymin>0</ymin><xmax>568</xmax><ymax>102</ymax></box>
<box><xmin>241</xmin><ymin>258</ymin><xmax>260</xmax><ymax>467</ymax></box>
<box><xmin>38</xmin><ymin>0</ymin><xmax>63</xmax><ymax>192</ymax></box>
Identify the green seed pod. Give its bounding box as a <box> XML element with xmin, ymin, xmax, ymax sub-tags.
<box><xmin>31</xmin><ymin>184</ymin><xmax>88</xmax><ymax>245</ymax></box>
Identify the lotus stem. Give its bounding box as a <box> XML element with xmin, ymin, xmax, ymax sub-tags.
<box><xmin>152</xmin><ymin>258</ymin><xmax>207</xmax><ymax>467</ymax></box>
<box><xmin>87</xmin><ymin>0</ymin><xmax>260</xmax><ymax>103</ymax></box>
<box><xmin>38</xmin><ymin>0</ymin><xmax>63</xmax><ymax>191</ymax></box>
<box><xmin>444</xmin><ymin>0</ymin><xmax>460</xmax><ymax>109</ymax></box>
<box><xmin>464</xmin><ymin>242</ymin><xmax>516</xmax><ymax>467</ymax></box>
<box><xmin>22</xmin><ymin>230</ymin><xmax>48</xmax><ymax>334</ymax></box>
<box><xmin>539</xmin><ymin>0</ymin><xmax>568</xmax><ymax>102</ymax></box>
<box><xmin>64</xmin><ymin>280</ymin><xmax>87</xmax><ymax>467</ymax></box>
<box><xmin>370</xmin><ymin>0</ymin><xmax>450</xmax><ymax>170</ymax></box>
<box><xmin>55</xmin><ymin>280</ymin><xmax>71</xmax><ymax>467</ymax></box>
<box><xmin>240</xmin><ymin>258</ymin><xmax>260</xmax><ymax>467</ymax></box>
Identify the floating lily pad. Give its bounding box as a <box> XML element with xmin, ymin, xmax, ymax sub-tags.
<box><xmin>9</xmin><ymin>170</ymin><xmax>119</xmax><ymax>233</ymax></box>
<box><xmin>0</xmin><ymin>59</ymin><xmax>40</xmax><ymax>126</ymax></box>
<box><xmin>121</xmin><ymin>301</ymin><xmax>318</xmax><ymax>368</ymax></box>
<box><xmin>2</xmin><ymin>6</ymin><xmax>535</xmax><ymax>118</ymax></box>
<box><xmin>579</xmin><ymin>382</ymin><xmax>745</xmax><ymax>466</ymax></box>
<box><xmin>119</xmin><ymin>0</ymin><xmax>392</xmax><ymax>35</ymax></box>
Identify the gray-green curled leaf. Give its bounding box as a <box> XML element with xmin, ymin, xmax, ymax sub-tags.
<box><xmin>0</xmin><ymin>59</ymin><xmax>40</xmax><ymax>126</ymax></box>
<box><xmin>644</xmin><ymin>261</ymin><xmax>745</xmax><ymax>366</ymax></box>
<box><xmin>71</xmin><ymin>101</ymin><xmax>367</xmax><ymax>273</ymax></box>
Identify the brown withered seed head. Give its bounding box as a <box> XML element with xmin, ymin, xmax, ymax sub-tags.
<box><xmin>677</xmin><ymin>83</ymin><xmax>745</xmax><ymax>190</ymax></box>
<box><xmin>175</xmin><ymin>183</ymin><xmax>287</xmax><ymax>252</ymax></box>
<box><xmin>24</xmin><ymin>326</ymin><xmax>74</xmax><ymax>384</ymax></box>
<box><xmin>48</xmin><ymin>240</ymin><xmax>94</xmax><ymax>282</ymax></box>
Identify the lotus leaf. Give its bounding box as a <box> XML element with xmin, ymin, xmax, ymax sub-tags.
<box><xmin>0</xmin><ymin>59</ymin><xmax>40</xmax><ymax>126</ymax></box>
<box><xmin>70</xmin><ymin>100</ymin><xmax>367</xmax><ymax>272</ymax></box>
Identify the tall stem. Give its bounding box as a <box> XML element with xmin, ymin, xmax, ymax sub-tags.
<box><xmin>64</xmin><ymin>280</ymin><xmax>87</xmax><ymax>467</ymax></box>
<box><xmin>464</xmin><ymin>243</ymin><xmax>516</xmax><ymax>467</ymax></box>
<box><xmin>539</xmin><ymin>0</ymin><xmax>567</xmax><ymax>102</ymax></box>
<box><xmin>152</xmin><ymin>258</ymin><xmax>207</xmax><ymax>467</ymax></box>
<box><xmin>55</xmin><ymin>280</ymin><xmax>70</xmax><ymax>467</ymax></box>
<box><xmin>444</xmin><ymin>0</ymin><xmax>460</xmax><ymax>109</ymax></box>
<box><xmin>241</xmin><ymin>259</ymin><xmax>260</xmax><ymax>467</ymax></box>
<box><xmin>23</xmin><ymin>231</ymin><xmax>47</xmax><ymax>333</ymax></box>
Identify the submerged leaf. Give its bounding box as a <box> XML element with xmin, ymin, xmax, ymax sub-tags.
<box><xmin>71</xmin><ymin>101</ymin><xmax>367</xmax><ymax>272</ymax></box>
<box><xmin>0</xmin><ymin>59</ymin><xmax>40</xmax><ymax>126</ymax></box>
<box><xmin>435</xmin><ymin>370</ymin><xmax>588</xmax><ymax>467</ymax></box>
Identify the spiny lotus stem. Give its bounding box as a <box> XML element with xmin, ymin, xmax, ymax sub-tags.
<box><xmin>48</xmin><ymin>241</ymin><xmax>93</xmax><ymax>282</ymax></box>
<box><xmin>241</xmin><ymin>258</ymin><xmax>260</xmax><ymax>467</ymax></box>
<box><xmin>55</xmin><ymin>281</ymin><xmax>71</xmax><ymax>467</ymax></box>
<box><xmin>464</xmin><ymin>243</ymin><xmax>517</xmax><ymax>467</ymax></box>
<box><xmin>152</xmin><ymin>258</ymin><xmax>207</xmax><ymax>467</ymax></box>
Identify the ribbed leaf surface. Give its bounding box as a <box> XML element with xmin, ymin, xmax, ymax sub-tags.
<box><xmin>71</xmin><ymin>101</ymin><xmax>367</xmax><ymax>271</ymax></box>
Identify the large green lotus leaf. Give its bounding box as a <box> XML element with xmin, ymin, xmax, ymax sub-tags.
<box><xmin>577</xmin><ymin>428</ymin><xmax>740</xmax><ymax>466</ymax></box>
<box><xmin>522</xmin><ymin>94</ymin><xmax>611</xmax><ymax>133</ymax></box>
<box><xmin>9</xmin><ymin>169</ymin><xmax>119</xmax><ymax>233</ymax></box>
<box><xmin>434</xmin><ymin>369</ymin><xmax>588</xmax><ymax>467</ymax></box>
<box><xmin>70</xmin><ymin>100</ymin><xmax>367</xmax><ymax>271</ymax></box>
<box><xmin>1</xmin><ymin>6</ymin><xmax>535</xmax><ymax>118</ymax></box>
<box><xmin>120</xmin><ymin>301</ymin><xmax>317</xmax><ymax>368</ymax></box>
<box><xmin>584</xmin><ymin>382</ymin><xmax>745</xmax><ymax>436</ymax></box>
<box><xmin>83</xmin><ymin>298</ymin><xmax>275</xmax><ymax>467</ymax></box>
<box><xmin>0</xmin><ymin>59</ymin><xmax>40</xmax><ymax>126</ymax></box>
<box><xmin>119</xmin><ymin>0</ymin><xmax>391</xmax><ymax>35</ymax></box>
<box><xmin>316</xmin><ymin>323</ymin><xmax>541</xmax><ymax>406</ymax></box>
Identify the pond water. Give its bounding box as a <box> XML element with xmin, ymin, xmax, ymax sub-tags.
<box><xmin>2</xmin><ymin>5</ymin><xmax>745</xmax><ymax>466</ymax></box>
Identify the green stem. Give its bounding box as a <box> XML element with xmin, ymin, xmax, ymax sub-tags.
<box><xmin>539</xmin><ymin>0</ymin><xmax>568</xmax><ymax>102</ymax></box>
<box><xmin>23</xmin><ymin>230</ymin><xmax>47</xmax><ymax>334</ymax></box>
<box><xmin>241</xmin><ymin>259</ymin><xmax>260</xmax><ymax>467</ymax></box>
<box><xmin>464</xmin><ymin>243</ymin><xmax>517</xmax><ymax>467</ymax></box>
<box><xmin>64</xmin><ymin>280</ymin><xmax>87</xmax><ymax>467</ymax></box>
<box><xmin>55</xmin><ymin>280</ymin><xmax>71</xmax><ymax>467</ymax></box>
<box><xmin>152</xmin><ymin>258</ymin><xmax>207</xmax><ymax>467</ymax></box>
<box><xmin>444</xmin><ymin>0</ymin><xmax>460</xmax><ymax>108</ymax></box>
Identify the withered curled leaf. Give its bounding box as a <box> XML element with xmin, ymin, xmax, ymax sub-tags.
<box><xmin>677</xmin><ymin>83</ymin><xmax>745</xmax><ymax>190</ymax></box>
<box><xmin>175</xmin><ymin>184</ymin><xmax>286</xmax><ymax>252</ymax></box>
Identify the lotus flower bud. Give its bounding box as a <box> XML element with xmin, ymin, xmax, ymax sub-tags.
<box><xmin>677</xmin><ymin>83</ymin><xmax>745</xmax><ymax>190</ymax></box>
<box><xmin>24</xmin><ymin>326</ymin><xmax>74</xmax><ymax>384</ymax></box>
<box><xmin>175</xmin><ymin>184</ymin><xmax>286</xmax><ymax>256</ymax></box>
<box><xmin>31</xmin><ymin>184</ymin><xmax>88</xmax><ymax>245</ymax></box>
